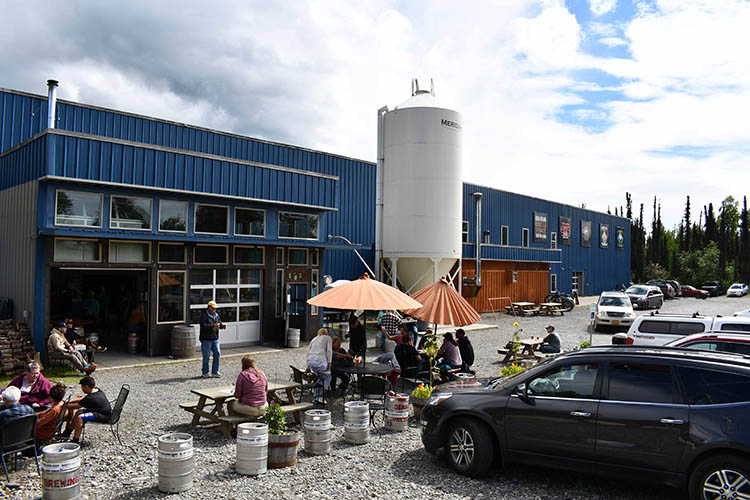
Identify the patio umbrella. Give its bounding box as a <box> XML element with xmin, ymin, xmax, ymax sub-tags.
<box><xmin>307</xmin><ymin>273</ymin><xmax>422</xmax><ymax>311</ymax></box>
<box><xmin>401</xmin><ymin>276</ymin><xmax>481</xmax><ymax>327</ymax></box>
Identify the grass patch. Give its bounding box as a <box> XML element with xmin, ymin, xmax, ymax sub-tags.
<box><xmin>0</xmin><ymin>365</ymin><xmax>83</xmax><ymax>388</ymax></box>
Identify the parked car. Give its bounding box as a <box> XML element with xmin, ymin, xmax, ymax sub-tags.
<box><xmin>727</xmin><ymin>283</ymin><xmax>749</xmax><ymax>297</ymax></box>
<box><xmin>626</xmin><ymin>312</ymin><xmax>750</xmax><ymax>346</ymax></box>
<box><xmin>647</xmin><ymin>279</ymin><xmax>676</xmax><ymax>298</ymax></box>
<box><xmin>734</xmin><ymin>309</ymin><xmax>750</xmax><ymax>318</ymax></box>
<box><xmin>625</xmin><ymin>285</ymin><xmax>664</xmax><ymax>309</ymax></box>
<box><xmin>680</xmin><ymin>285</ymin><xmax>709</xmax><ymax>299</ymax></box>
<box><xmin>420</xmin><ymin>346</ymin><xmax>750</xmax><ymax>500</ymax></box>
<box><xmin>666</xmin><ymin>332</ymin><xmax>750</xmax><ymax>355</ymax></box>
<box><xmin>665</xmin><ymin>279</ymin><xmax>682</xmax><ymax>297</ymax></box>
<box><xmin>594</xmin><ymin>291</ymin><xmax>636</xmax><ymax>331</ymax></box>
<box><xmin>701</xmin><ymin>281</ymin><xmax>726</xmax><ymax>297</ymax></box>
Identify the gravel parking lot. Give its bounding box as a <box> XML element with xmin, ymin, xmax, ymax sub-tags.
<box><xmin>6</xmin><ymin>294</ymin><xmax>750</xmax><ymax>500</ymax></box>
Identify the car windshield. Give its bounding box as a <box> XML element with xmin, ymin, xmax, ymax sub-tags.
<box><xmin>730</xmin><ymin>285</ymin><xmax>742</xmax><ymax>289</ymax></box>
<box><xmin>626</xmin><ymin>286</ymin><xmax>647</xmax><ymax>295</ymax></box>
<box><xmin>599</xmin><ymin>297</ymin><xmax>630</xmax><ymax>307</ymax></box>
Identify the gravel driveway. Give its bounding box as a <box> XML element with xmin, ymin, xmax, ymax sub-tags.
<box><xmin>6</xmin><ymin>294</ymin><xmax>750</xmax><ymax>499</ymax></box>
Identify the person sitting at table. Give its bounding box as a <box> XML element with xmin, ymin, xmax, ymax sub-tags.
<box><xmin>7</xmin><ymin>362</ymin><xmax>52</xmax><ymax>411</ymax></box>
<box><xmin>540</xmin><ymin>325</ymin><xmax>562</xmax><ymax>353</ymax></box>
<box><xmin>455</xmin><ymin>329</ymin><xmax>475</xmax><ymax>373</ymax></box>
<box><xmin>65</xmin><ymin>318</ymin><xmax>106</xmax><ymax>361</ymax></box>
<box><xmin>62</xmin><ymin>376</ymin><xmax>111</xmax><ymax>444</ymax></box>
<box><xmin>394</xmin><ymin>334</ymin><xmax>425</xmax><ymax>376</ymax></box>
<box><xmin>436</xmin><ymin>332</ymin><xmax>463</xmax><ymax>371</ymax></box>
<box><xmin>345</xmin><ymin>315</ymin><xmax>367</xmax><ymax>359</ymax></box>
<box><xmin>373</xmin><ymin>351</ymin><xmax>400</xmax><ymax>385</ymax></box>
<box><xmin>48</xmin><ymin>323</ymin><xmax>96</xmax><ymax>375</ymax></box>
<box><xmin>307</xmin><ymin>328</ymin><xmax>332</xmax><ymax>405</ymax></box>
<box><xmin>229</xmin><ymin>356</ymin><xmax>268</xmax><ymax>417</ymax></box>
<box><xmin>36</xmin><ymin>383</ymin><xmax>67</xmax><ymax>442</ymax></box>
<box><xmin>331</xmin><ymin>337</ymin><xmax>354</xmax><ymax>394</ymax></box>
<box><xmin>417</xmin><ymin>328</ymin><xmax>433</xmax><ymax>350</ymax></box>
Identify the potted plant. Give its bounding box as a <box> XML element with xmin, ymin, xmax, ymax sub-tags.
<box><xmin>410</xmin><ymin>384</ymin><xmax>435</xmax><ymax>420</ymax></box>
<box><xmin>263</xmin><ymin>401</ymin><xmax>300</xmax><ymax>468</ymax></box>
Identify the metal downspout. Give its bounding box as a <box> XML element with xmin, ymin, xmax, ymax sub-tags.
<box><xmin>473</xmin><ymin>192</ymin><xmax>482</xmax><ymax>287</ymax></box>
<box><xmin>375</xmin><ymin>106</ymin><xmax>388</xmax><ymax>281</ymax></box>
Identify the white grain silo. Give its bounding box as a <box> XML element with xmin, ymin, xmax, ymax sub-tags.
<box><xmin>375</xmin><ymin>79</ymin><xmax>463</xmax><ymax>293</ymax></box>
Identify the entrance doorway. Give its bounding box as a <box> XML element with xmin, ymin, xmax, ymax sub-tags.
<box><xmin>572</xmin><ymin>271</ymin><xmax>584</xmax><ymax>296</ymax></box>
<box><xmin>50</xmin><ymin>268</ymin><xmax>149</xmax><ymax>354</ymax></box>
<box><xmin>288</xmin><ymin>283</ymin><xmax>307</xmax><ymax>336</ymax></box>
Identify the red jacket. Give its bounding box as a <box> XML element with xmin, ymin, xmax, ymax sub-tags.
<box><xmin>9</xmin><ymin>373</ymin><xmax>53</xmax><ymax>407</ymax></box>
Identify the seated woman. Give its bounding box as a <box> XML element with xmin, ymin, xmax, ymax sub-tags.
<box><xmin>229</xmin><ymin>356</ymin><xmax>268</xmax><ymax>417</ymax></box>
<box><xmin>9</xmin><ymin>362</ymin><xmax>53</xmax><ymax>411</ymax></box>
<box><xmin>36</xmin><ymin>383</ymin><xmax>68</xmax><ymax>442</ymax></box>
<box><xmin>436</xmin><ymin>332</ymin><xmax>463</xmax><ymax>371</ymax></box>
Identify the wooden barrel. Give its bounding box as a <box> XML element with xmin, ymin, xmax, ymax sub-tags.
<box><xmin>343</xmin><ymin>401</ymin><xmax>370</xmax><ymax>444</ymax></box>
<box><xmin>236</xmin><ymin>423</ymin><xmax>268</xmax><ymax>476</ymax></box>
<box><xmin>384</xmin><ymin>393</ymin><xmax>409</xmax><ymax>432</ymax></box>
<box><xmin>267</xmin><ymin>431</ymin><xmax>300</xmax><ymax>468</ymax></box>
<box><xmin>157</xmin><ymin>433</ymin><xmax>194</xmax><ymax>493</ymax></box>
<box><xmin>42</xmin><ymin>443</ymin><xmax>81</xmax><ymax>500</ymax></box>
<box><xmin>171</xmin><ymin>326</ymin><xmax>196</xmax><ymax>359</ymax></box>
<box><xmin>303</xmin><ymin>409</ymin><xmax>331</xmax><ymax>455</ymax></box>
<box><xmin>127</xmin><ymin>334</ymin><xmax>139</xmax><ymax>354</ymax></box>
<box><xmin>287</xmin><ymin>328</ymin><xmax>300</xmax><ymax>348</ymax></box>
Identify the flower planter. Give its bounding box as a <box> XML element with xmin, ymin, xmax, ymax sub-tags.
<box><xmin>410</xmin><ymin>395</ymin><xmax>429</xmax><ymax>420</ymax></box>
<box><xmin>267</xmin><ymin>430</ymin><xmax>300</xmax><ymax>468</ymax></box>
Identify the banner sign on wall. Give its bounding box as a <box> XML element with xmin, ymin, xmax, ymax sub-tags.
<box><xmin>616</xmin><ymin>227</ymin><xmax>625</xmax><ymax>250</ymax></box>
<box><xmin>559</xmin><ymin>217</ymin><xmax>571</xmax><ymax>245</ymax></box>
<box><xmin>534</xmin><ymin>212</ymin><xmax>548</xmax><ymax>243</ymax></box>
<box><xmin>581</xmin><ymin>220</ymin><xmax>592</xmax><ymax>247</ymax></box>
<box><xmin>600</xmin><ymin>224</ymin><xmax>610</xmax><ymax>248</ymax></box>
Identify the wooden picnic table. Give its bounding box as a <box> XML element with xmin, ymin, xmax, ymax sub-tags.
<box><xmin>182</xmin><ymin>379</ymin><xmax>308</xmax><ymax>438</ymax></box>
<box><xmin>498</xmin><ymin>337</ymin><xmax>545</xmax><ymax>363</ymax></box>
<box><xmin>539</xmin><ymin>302</ymin><xmax>565</xmax><ymax>316</ymax></box>
<box><xmin>508</xmin><ymin>302</ymin><xmax>539</xmax><ymax>316</ymax></box>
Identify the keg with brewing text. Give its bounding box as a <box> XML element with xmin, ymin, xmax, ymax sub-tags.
<box><xmin>42</xmin><ymin>443</ymin><xmax>81</xmax><ymax>500</ymax></box>
<box><xmin>157</xmin><ymin>432</ymin><xmax>194</xmax><ymax>493</ymax></box>
<box><xmin>343</xmin><ymin>401</ymin><xmax>370</xmax><ymax>444</ymax></box>
<box><xmin>236</xmin><ymin>422</ymin><xmax>268</xmax><ymax>476</ymax></box>
<box><xmin>303</xmin><ymin>409</ymin><xmax>331</xmax><ymax>455</ymax></box>
<box><xmin>287</xmin><ymin>328</ymin><xmax>300</xmax><ymax>348</ymax></box>
<box><xmin>384</xmin><ymin>393</ymin><xmax>409</xmax><ymax>432</ymax></box>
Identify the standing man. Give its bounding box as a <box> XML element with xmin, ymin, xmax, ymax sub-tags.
<box><xmin>199</xmin><ymin>301</ymin><xmax>224</xmax><ymax>378</ymax></box>
<box><xmin>346</xmin><ymin>315</ymin><xmax>367</xmax><ymax>358</ymax></box>
<box><xmin>379</xmin><ymin>310</ymin><xmax>401</xmax><ymax>347</ymax></box>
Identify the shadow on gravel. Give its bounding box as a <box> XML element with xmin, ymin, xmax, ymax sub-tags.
<box><xmin>111</xmin><ymin>485</ymin><xmax>169</xmax><ymax>499</ymax></box>
<box><xmin>146</xmin><ymin>376</ymin><xmax>200</xmax><ymax>385</ymax></box>
<box><xmin>388</xmin><ymin>448</ymin><xmax>683</xmax><ymax>500</ymax></box>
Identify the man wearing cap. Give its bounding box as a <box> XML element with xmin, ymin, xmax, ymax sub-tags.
<box><xmin>540</xmin><ymin>325</ymin><xmax>562</xmax><ymax>353</ymax></box>
<box><xmin>199</xmin><ymin>301</ymin><xmax>224</xmax><ymax>378</ymax></box>
<box><xmin>47</xmin><ymin>322</ymin><xmax>96</xmax><ymax>374</ymax></box>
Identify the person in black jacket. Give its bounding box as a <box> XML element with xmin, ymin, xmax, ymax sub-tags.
<box><xmin>455</xmin><ymin>329</ymin><xmax>475</xmax><ymax>373</ymax></box>
<box><xmin>199</xmin><ymin>301</ymin><xmax>224</xmax><ymax>378</ymax></box>
<box><xmin>346</xmin><ymin>315</ymin><xmax>367</xmax><ymax>358</ymax></box>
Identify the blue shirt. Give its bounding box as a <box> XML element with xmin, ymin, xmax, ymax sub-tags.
<box><xmin>0</xmin><ymin>402</ymin><xmax>35</xmax><ymax>426</ymax></box>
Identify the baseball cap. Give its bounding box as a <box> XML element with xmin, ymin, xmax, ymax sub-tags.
<box><xmin>546</xmin><ymin>325</ymin><xmax>555</xmax><ymax>330</ymax></box>
<box><xmin>57</xmin><ymin>321</ymin><xmax>67</xmax><ymax>328</ymax></box>
<box><xmin>207</xmin><ymin>301</ymin><xmax>217</xmax><ymax>308</ymax></box>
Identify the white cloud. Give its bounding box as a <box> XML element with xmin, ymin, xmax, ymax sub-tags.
<box><xmin>589</xmin><ymin>0</ymin><xmax>618</xmax><ymax>16</ymax></box>
<box><xmin>598</xmin><ymin>37</ymin><xmax>628</xmax><ymax>47</ymax></box>
<box><xmin>588</xmin><ymin>22</ymin><xmax>619</xmax><ymax>36</ymax></box>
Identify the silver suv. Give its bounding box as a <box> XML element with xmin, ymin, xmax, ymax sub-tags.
<box><xmin>625</xmin><ymin>285</ymin><xmax>664</xmax><ymax>309</ymax></box>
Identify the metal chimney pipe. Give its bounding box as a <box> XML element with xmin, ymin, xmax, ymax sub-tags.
<box><xmin>473</xmin><ymin>192</ymin><xmax>482</xmax><ymax>287</ymax></box>
<box><xmin>46</xmin><ymin>79</ymin><xmax>59</xmax><ymax>129</ymax></box>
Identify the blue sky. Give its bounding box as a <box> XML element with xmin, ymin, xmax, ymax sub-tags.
<box><xmin>1</xmin><ymin>0</ymin><xmax>749</xmax><ymax>227</ymax></box>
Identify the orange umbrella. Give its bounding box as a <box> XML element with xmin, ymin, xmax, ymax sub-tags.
<box><xmin>402</xmin><ymin>276</ymin><xmax>481</xmax><ymax>327</ymax></box>
<box><xmin>307</xmin><ymin>273</ymin><xmax>422</xmax><ymax>311</ymax></box>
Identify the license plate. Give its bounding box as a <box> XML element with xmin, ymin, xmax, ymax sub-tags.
<box><xmin>612</xmin><ymin>320</ymin><xmax>620</xmax><ymax>325</ymax></box>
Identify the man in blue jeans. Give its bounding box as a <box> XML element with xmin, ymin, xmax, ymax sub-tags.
<box><xmin>199</xmin><ymin>301</ymin><xmax>224</xmax><ymax>378</ymax></box>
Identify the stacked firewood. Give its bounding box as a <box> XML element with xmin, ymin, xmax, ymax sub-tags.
<box><xmin>0</xmin><ymin>319</ymin><xmax>35</xmax><ymax>374</ymax></box>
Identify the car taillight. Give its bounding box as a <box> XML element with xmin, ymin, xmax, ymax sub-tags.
<box><xmin>626</xmin><ymin>337</ymin><xmax>634</xmax><ymax>344</ymax></box>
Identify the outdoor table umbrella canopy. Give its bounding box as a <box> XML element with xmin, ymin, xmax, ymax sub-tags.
<box><xmin>307</xmin><ymin>273</ymin><xmax>422</xmax><ymax>311</ymax></box>
<box><xmin>401</xmin><ymin>276</ymin><xmax>481</xmax><ymax>327</ymax></box>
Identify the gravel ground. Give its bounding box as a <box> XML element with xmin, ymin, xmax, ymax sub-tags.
<box><xmin>5</xmin><ymin>294</ymin><xmax>750</xmax><ymax>500</ymax></box>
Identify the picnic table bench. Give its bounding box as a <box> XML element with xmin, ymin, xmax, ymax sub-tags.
<box><xmin>539</xmin><ymin>302</ymin><xmax>565</xmax><ymax>316</ymax></box>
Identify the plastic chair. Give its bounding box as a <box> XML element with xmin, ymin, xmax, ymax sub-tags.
<box><xmin>81</xmin><ymin>384</ymin><xmax>129</xmax><ymax>446</ymax></box>
<box><xmin>359</xmin><ymin>376</ymin><xmax>388</xmax><ymax>435</ymax></box>
<box><xmin>38</xmin><ymin>396</ymin><xmax>71</xmax><ymax>447</ymax></box>
<box><xmin>0</xmin><ymin>413</ymin><xmax>39</xmax><ymax>481</ymax></box>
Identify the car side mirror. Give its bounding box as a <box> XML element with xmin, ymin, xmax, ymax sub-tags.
<box><xmin>515</xmin><ymin>383</ymin><xmax>534</xmax><ymax>405</ymax></box>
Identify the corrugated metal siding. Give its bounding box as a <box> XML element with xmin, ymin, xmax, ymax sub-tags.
<box><xmin>0</xmin><ymin>134</ymin><xmax>47</xmax><ymax>191</ymax></box>
<box><xmin>0</xmin><ymin>90</ymin><xmax>48</xmax><ymax>154</ymax></box>
<box><xmin>0</xmin><ymin>180</ymin><xmax>37</xmax><ymax>328</ymax></box>
<box><xmin>463</xmin><ymin>243</ymin><xmax>562</xmax><ymax>263</ymax></box>
<box><xmin>463</xmin><ymin>183</ymin><xmax>630</xmax><ymax>296</ymax></box>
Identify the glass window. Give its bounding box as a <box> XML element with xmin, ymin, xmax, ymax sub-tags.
<box><xmin>240</xmin><ymin>269</ymin><xmax>261</xmax><ymax>285</ymax></box>
<box><xmin>240</xmin><ymin>288</ymin><xmax>260</xmax><ymax>303</ymax></box>
<box><xmin>679</xmin><ymin>367</ymin><xmax>750</xmax><ymax>405</ymax></box>
<box><xmin>276</xmin><ymin>247</ymin><xmax>284</xmax><ymax>265</ymax></box>
<box><xmin>215</xmin><ymin>269</ymin><xmax>237</xmax><ymax>285</ymax></box>
<box><xmin>550</xmin><ymin>274</ymin><xmax>557</xmax><ymax>292</ymax></box>
<box><xmin>311</xmin><ymin>249</ymin><xmax>319</xmax><ymax>267</ymax></box>
<box><xmin>195</xmin><ymin>204</ymin><xmax>228</xmax><ymax>234</ymax></box>
<box><xmin>551</xmin><ymin>232</ymin><xmax>557</xmax><ymax>249</ymax></box>
<box><xmin>275</xmin><ymin>269</ymin><xmax>284</xmax><ymax>317</ymax></box>
<box><xmin>239</xmin><ymin>305</ymin><xmax>260</xmax><ymax>321</ymax></box>
<box><xmin>54</xmin><ymin>239</ymin><xmax>100</xmax><ymax>262</ymax></box>
<box><xmin>194</xmin><ymin>245</ymin><xmax>228</xmax><ymax>264</ymax></box>
<box><xmin>190</xmin><ymin>269</ymin><xmax>214</xmax><ymax>286</ymax></box>
<box><xmin>235</xmin><ymin>246</ymin><xmax>264</xmax><ymax>265</ymax></box>
<box><xmin>462</xmin><ymin>221</ymin><xmax>469</xmax><ymax>243</ymax></box>
<box><xmin>279</xmin><ymin>212</ymin><xmax>318</xmax><ymax>239</ymax></box>
<box><xmin>722</xmin><ymin>342</ymin><xmax>750</xmax><ymax>355</ymax></box>
<box><xmin>235</xmin><ymin>208</ymin><xmax>264</xmax><ymax>236</ymax></box>
<box><xmin>158</xmin><ymin>271</ymin><xmax>185</xmax><ymax>323</ymax></box>
<box><xmin>219</xmin><ymin>306</ymin><xmax>237</xmax><ymax>322</ymax></box>
<box><xmin>288</xmin><ymin>248</ymin><xmax>308</xmax><ymax>266</ymax></box>
<box><xmin>672</xmin><ymin>322</ymin><xmax>706</xmax><ymax>335</ymax></box>
<box><xmin>501</xmin><ymin>226</ymin><xmax>509</xmax><ymax>246</ymax></box>
<box><xmin>608</xmin><ymin>363</ymin><xmax>674</xmax><ymax>404</ymax></box>
<box><xmin>719</xmin><ymin>323</ymin><xmax>750</xmax><ymax>332</ymax></box>
<box><xmin>110</xmin><ymin>196</ymin><xmax>151</xmax><ymax>230</ymax></box>
<box><xmin>190</xmin><ymin>307</ymin><xmax>203</xmax><ymax>325</ymax></box>
<box><xmin>216</xmin><ymin>288</ymin><xmax>237</xmax><ymax>303</ymax></box>
<box><xmin>158</xmin><ymin>243</ymin><xmax>185</xmax><ymax>263</ymax></box>
<box><xmin>638</xmin><ymin>320</ymin><xmax>672</xmax><ymax>334</ymax></box>
<box><xmin>189</xmin><ymin>288</ymin><xmax>213</xmax><ymax>305</ymax></box>
<box><xmin>55</xmin><ymin>191</ymin><xmax>102</xmax><ymax>227</ymax></box>
<box><xmin>683</xmin><ymin>342</ymin><xmax>720</xmax><ymax>351</ymax></box>
<box><xmin>109</xmin><ymin>241</ymin><xmax>150</xmax><ymax>263</ymax></box>
<box><xmin>527</xmin><ymin>364</ymin><xmax>599</xmax><ymax>399</ymax></box>
<box><xmin>522</xmin><ymin>228</ymin><xmax>530</xmax><ymax>247</ymax></box>
<box><xmin>159</xmin><ymin>200</ymin><xmax>187</xmax><ymax>232</ymax></box>
<box><xmin>482</xmin><ymin>231</ymin><xmax>490</xmax><ymax>244</ymax></box>
<box><xmin>311</xmin><ymin>269</ymin><xmax>319</xmax><ymax>316</ymax></box>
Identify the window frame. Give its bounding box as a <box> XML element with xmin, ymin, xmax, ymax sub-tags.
<box><xmin>288</xmin><ymin>248</ymin><xmax>309</xmax><ymax>267</ymax></box>
<box><xmin>158</xmin><ymin>243</ymin><xmax>187</xmax><ymax>264</ymax></box>
<box><xmin>526</xmin><ymin>363</ymin><xmax>600</xmax><ymax>400</ymax></box>
<box><xmin>157</xmin><ymin>270</ymin><xmax>186</xmax><ymax>324</ymax></box>
<box><xmin>193</xmin><ymin>244</ymin><xmax>229</xmax><ymax>265</ymax></box>
<box><xmin>54</xmin><ymin>189</ymin><xmax>103</xmax><ymax>228</ymax></box>
<box><xmin>501</xmin><ymin>225</ymin><xmax>509</xmax><ymax>246</ymax></box>
<box><xmin>158</xmin><ymin>199</ymin><xmax>188</xmax><ymax>233</ymax></box>
<box><xmin>278</xmin><ymin>211</ymin><xmax>319</xmax><ymax>240</ymax></box>
<box><xmin>605</xmin><ymin>362</ymin><xmax>678</xmax><ymax>404</ymax></box>
<box><xmin>275</xmin><ymin>268</ymin><xmax>284</xmax><ymax>317</ymax></box>
<box><xmin>482</xmin><ymin>230</ymin><xmax>490</xmax><ymax>244</ymax></box>
<box><xmin>108</xmin><ymin>240</ymin><xmax>152</xmax><ymax>263</ymax></box>
<box><xmin>234</xmin><ymin>207</ymin><xmax>266</xmax><ymax>238</ymax></box>
<box><xmin>194</xmin><ymin>203</ymin><xmax>229</xmax><ymax>235</ymax></box>
<box><xmin>550</xmin><ymin>274</ymin><xmax>557</xmax><ymax>293</ymax></box>
<box><xmin>462</xmin><ymin>221</ymin><xmax>469</xmax><ymax>243</ymax></box>
<box><xmin>53</xmin><ymin>237</ymin><xmax>102</xmax><ymax>262</ymax></box>
<box><xmin>234</xmin><ymin>245</ymin><xmax>265</xmax><ymax>266</ymax></box>
<box><xmin>551</xmin><ymin>232</ymin><xmax>558</xmax><ymax>249</ymax></box>
<box><xmin>109</xmin><ymin>195</ymin><xmax>153</xmax><ymax>231</ymax></box>
<box><xmin>522</xmin><ymin>228</ymin><xmax>530</xmax><ymax>247</ymax></box>
<box><xmin>311</xmin><ymin>269</ymin><xmax>319</xmax><ymax>316</ymax></box>
<box><xmin>276</xmin><ymin>247</ymin><xmax>284</xmax><ymax>265</ymax></box>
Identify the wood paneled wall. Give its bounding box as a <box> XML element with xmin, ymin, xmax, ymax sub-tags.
<box><xmin>462</xmin><ymin>260</ymin><xmax>550</xmax><ymax>313</ymax></box>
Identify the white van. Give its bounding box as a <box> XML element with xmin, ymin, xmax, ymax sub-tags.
<box><xmin>626</xmin><ymin>313</ymin><xmax>750</xmax><ymax>346</ymax></box>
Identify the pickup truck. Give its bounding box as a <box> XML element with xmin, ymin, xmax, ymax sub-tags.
<box><xmin>701</xmin><ymin>281</ymin><xmax>725</xmax><ymax>297</ymax></box>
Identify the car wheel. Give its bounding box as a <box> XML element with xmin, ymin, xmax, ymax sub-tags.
<box><xmin>688</xmin><ymin>455</ymin><xmax>750</xmax><ymax>500</ymax></box>
<box><xmin>445</xmin><ymin>417</ymin><xmax>494</xmax><ymax>477</ymax></box>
